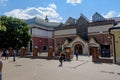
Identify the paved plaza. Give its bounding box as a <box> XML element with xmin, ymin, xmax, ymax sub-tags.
<box><xmin>2</xmin><ymin>55</ymin><xmax>120</xmax><ymax>80</ymax></box>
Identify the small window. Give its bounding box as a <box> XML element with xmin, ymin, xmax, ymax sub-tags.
<box><xmin>42</xmin><ymin>46</ymin><xmax>47</xmax><ymax>51</ymax></box>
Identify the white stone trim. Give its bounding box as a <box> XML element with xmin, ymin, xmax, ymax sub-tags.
<box><xmin>54</xmin><ymin>34</ymin><xmax>76</xmax><ymax>38</ymax></box>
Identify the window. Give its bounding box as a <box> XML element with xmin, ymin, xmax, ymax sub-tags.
<box><xmin>42</xmin><ymin>46</ymin><xmax>47</xmax><ymax>51</ymax></box>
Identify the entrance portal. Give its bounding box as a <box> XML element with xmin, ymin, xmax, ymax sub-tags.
<box><xmin>74</xmin><ymin>44</ymin><xmax>83</xmax><ymax>55</ymax></box>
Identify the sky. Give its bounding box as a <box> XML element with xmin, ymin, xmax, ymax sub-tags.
<box><xmin>0</xmin><ymin>0</ymin><xmax>120</xmax><ymax>23</ymax></box>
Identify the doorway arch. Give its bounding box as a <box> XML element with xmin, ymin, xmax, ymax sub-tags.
<box><xmin>74</xmin><ymin>44</ymin><xmax>83</xmax><ymax>55</ymax></box>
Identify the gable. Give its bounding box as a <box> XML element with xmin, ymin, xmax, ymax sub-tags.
<box><xmin>69</xmin><ymin>36</ymin><xmax>88</xmax><ymax>47</ymax></box>
<box><xmin>89</xmin><ymin>37</ymin><xmax>100</xmax><ymax>47</ymax></box>
<box><xmin>65</xmin><ymin>17</ymin><xmax>76</xmax><ymax>25</ymax></box>
<box><xmin>76</xmin><ymin>14</ymin><xmax>89</xmax><ymax>26</ymax></box>
<box><xmin>92</xmin><ymin>12</ymin><xmax>105</xmax><ymax>22</ymax></box>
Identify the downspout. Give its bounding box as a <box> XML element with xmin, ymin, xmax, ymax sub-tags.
<box><xmin>109</xmin><ymin>29</ymin><xmax>116</xmax><ymax>63</ymax></box>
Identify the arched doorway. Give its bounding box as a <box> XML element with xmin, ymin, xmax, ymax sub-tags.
<box><xmin>74</xmin><ymin>44</ymin><xmax>83</xmax><ymax>55</ymax></box>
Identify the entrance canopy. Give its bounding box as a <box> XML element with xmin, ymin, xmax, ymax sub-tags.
<box><xmin>88</xmin><ymin>37</ymin><xmax>100</xmax><ymax>48</ymax></box>
<box><xmin>62</xmin><ymin>36</ymin><xmax>89</xmax><ymax>55</ymax></box>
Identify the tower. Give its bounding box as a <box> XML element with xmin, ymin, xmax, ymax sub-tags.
<box><xmin>45</xmin><ymin>15</ymin><xmax>49</xmax><ymax>22</ymax></box>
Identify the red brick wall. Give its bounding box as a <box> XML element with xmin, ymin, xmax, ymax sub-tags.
<box><xmin>32</xmin><ymin>37</ymin><xmax>53</xmax><ymax>52</ymax></box>
<box><xmin>54</xmin><ymin>36</ymin><xmax>77</xmax><ymax>50</ymax></box>
<box><xmin>88</xmin><ymin>34</ymin><xmax>112</xmax><ymax>45</ymax></box>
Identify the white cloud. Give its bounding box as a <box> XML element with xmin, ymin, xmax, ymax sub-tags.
<box><xmin>0</xmin><ymin>0</ymin><xmax>7</xmax><ymax>7</ymax></box>
<box><xmin>103</xmin><ymin>11</ymin><xmax>116</xmax><ymax>18</ymax></box>
<box><xmin>66</xmin><ymin>0</ymin><xmax>83</xmax><ymax>5</ymax></box>
<box><xmin>4</xmin><ymin>3</ymin><xmax>62</xmax><ymax>22</ymax></box>
<box><xmin>0</xmin><ymin>0</ymin><xmax>7</xmax><ymax>3</ymax></box>
<box><xmin>103</xmin><ymin>11</ymin><xmax>120</xmax><ymax>18</ymax></box>
<box><xmin>48</xmin><ymin>3</ymin><xmax>56</xmax><ymax>9</ymax></box>
<box><xmin>118</xmin><ymin>13</ymin><xmax>120</xmax><ymax>17</ymax></box>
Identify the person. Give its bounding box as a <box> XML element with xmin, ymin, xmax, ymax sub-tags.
<box><xmin>0</xmin><ymin>49</ymin><xmax>3</xmax><ymax>80</ymax></box>
<box><xmin>75</xmin><ymin>49</ymin><xmax>79</xmax><ymax>60</ymax></box>
<box><xmin>59</xmin><ymin>52</ymin><xmax>64</xmax><ymax>66</ymax></box>
<box><xmin>0</xmin><ymin>50</ymin><xmax>3</xmax><ymax>60</ymax></box>
<box><xmin>13</xmin><ymin>49</ymin><xmax>16</xmax><ymax>61</ymax></box>
<box><xmin>62</xmin><ymin>50</ymin><xmax>66</xmax><ymax>61</ymax></box>
<box><xmin>5</xmin><ymin>49</ymin><xmax>9</xmax><ymax>60</ymax></box>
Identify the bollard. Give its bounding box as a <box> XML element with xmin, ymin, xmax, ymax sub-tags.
<box><xmin>8</xmin><ymin>47</ymin><xmax>13</xmax><ymax>56</ymax></box>
<box><xmin>33</xmin><ymin>46</ymin><xmax>38</xmax><ymax>56</ymax></box>
<box><xmin>65</xmin><ymin>46</ymin><xmax>71</xmax><ymax>61</ymax></box>
<box><xmin>20</xmin><ymin>47</ymin><xmax>25</xmax><ymax>57</ymax></box>
<box><xmin>91</xmin><ymin>47</ymin><xmax>99</xmax><ymax>62</ymax></box>
<box><xmin>48</xmin><ymin>46</ymin><xmax>53</xmax><ymax>59</ymax></box>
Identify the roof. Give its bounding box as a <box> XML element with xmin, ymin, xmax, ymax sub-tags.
<box><xmin>64</xmin><ymin>17</ymin><xmax>76</xmax><ymax>25</ymax></box>
<box><xmin>92</xmin><ymin>12</ymin><xmax>105</xmax><ymax>22</ymax></box>
<box><xmin>88</xmin><ymin>20</ymin><xmax>114</xmax><ymax>27</ymax></box>
<box><xmin>26</xmin><ymin>17</ymin><xmax>60</xmax><ymax>28</ymax></box>
<box><xmin>114</xmin><ymin>23</ymin><xmax>120</xmax><ymax>27</ymax></box>
<box><xmin>54</xmin><ymin>24</ymin><xmax>75</xmax><ymax>30</ymax></box>
<box><xmin>108</xmin><ymin>17</ymin><xmax>120</xmax><ymax>23</ymax></box>
<box><xmin>76</xmin><ymin>14</ymin><xmax>89</xmax><ymax>25</ymax></box>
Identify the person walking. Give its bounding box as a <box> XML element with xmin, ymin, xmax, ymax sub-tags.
<box><xmin>75</xmin><ymin>49</ymin><xmax>79</xmax><ymax>60</ymax></box>
<box><xmin>0</xmin><ymin>49</ymin><xmax>3</xmax><ymax>80</ymax></box>
<box><xmin>62</xmin><ymin>49</ymin><xmax>66</xmax><ymax>61</ymax></box>
<box><xmin>13</xmin><ymin>49</ymin><xmax>16</xmax><ymax>61</ymax></box>
<box><xmin>59</xmin><ymin>52</ymin><xmax>64</xmax><ymax>66</ymax></box>
<box><xmin>0</xmin><ymin>50</ymin><xmax>3</xmax><ymax>60</ymax></box>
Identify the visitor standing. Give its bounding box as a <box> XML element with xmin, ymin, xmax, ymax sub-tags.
<box><xmin>75</xmin><ymin>49</ymin><xmax>79</xmax><ymax>60</ymax></box>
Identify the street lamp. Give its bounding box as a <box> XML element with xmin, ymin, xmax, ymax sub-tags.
<box><xmin>99</xmin><ymin>31</ymin><xmax>104</xmax><ymax>45</ymax></box>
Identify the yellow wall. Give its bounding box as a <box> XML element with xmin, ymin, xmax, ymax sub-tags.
<box><xmin>111</xmin><ymin>29</ymin><xmax>120</xmax><ymax>64</ymax></box>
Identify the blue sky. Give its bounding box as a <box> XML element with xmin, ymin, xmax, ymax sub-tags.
<box><xmin>0</xmin><ymin>0</ymin><xmax>120</xmax><ymax>22</ymax></box>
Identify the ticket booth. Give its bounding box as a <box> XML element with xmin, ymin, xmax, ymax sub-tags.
<box><xmin>33</xmin><ymin>46</ymin><xmax>38</xmax><ymax>56</ymax></box>
<box><xmin>65</xmin><ymin>46</ymin><xmax>71</xmax><ymax>61</ymax></box>
<box><xmin>48</xmin><ymin>46</ymin><xmax>53</xmax><ymax>59</ymax></box>
<box><xmin>20</xmin><ymin>47</ymin><xmax>25</xmax><ymax>57</ymax></box>
<box><xmin>91</xmin><ymin>46</ymin><xmax>99</xmax><ymax>62</ymax></box>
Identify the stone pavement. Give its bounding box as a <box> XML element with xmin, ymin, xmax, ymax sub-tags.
<box><xmin>2</xmin><ymin>55</ymin><xmax>120</xmax><ymax>80</ymax></box>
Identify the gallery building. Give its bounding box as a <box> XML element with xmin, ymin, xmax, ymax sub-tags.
<box><xmin>26</xmin><ymin>16</ymin><xmax>60</xmax><ymax>52</ymax></box>
<box><xmin>26</xmin><ymin>12</ymin><xmax>120</xmax><ymax>59</ymax></box>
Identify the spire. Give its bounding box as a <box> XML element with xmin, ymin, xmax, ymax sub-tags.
<box><xmin>45</xmin><ymin>15</ymin><xmax>49</xmax><ymax>22</ymax></box>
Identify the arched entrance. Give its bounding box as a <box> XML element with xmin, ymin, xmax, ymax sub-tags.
<box><xmin>74</xmin><ymin>44</ymin><xmax>83</xmax><ymax>55</ymax></box>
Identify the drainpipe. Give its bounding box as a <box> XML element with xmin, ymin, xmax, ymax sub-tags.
<box><xmin>109</xmin><ymin>29</ymin><xmax>116</xmax><ymax>63</ymax></box>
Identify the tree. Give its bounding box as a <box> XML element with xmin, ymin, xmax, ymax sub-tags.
<box><xmin>0</xmin><ymin>21</ymin><xmax>6</xmax><ymax>31</ymax></box>
<box><xmin>0</xmin><ymin>21</ymin><xmax>6</xmax><ymax>48</ymax></box>
<box><xmin>0</xmin><ymin>16</ymin><xmax>31</xmax><ymax>49</ymax></box>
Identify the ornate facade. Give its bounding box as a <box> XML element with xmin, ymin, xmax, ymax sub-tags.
<box><xmin>26</xmin><ymin>12</ymin><xmax>120</xmax><ymax>58</ymax></box>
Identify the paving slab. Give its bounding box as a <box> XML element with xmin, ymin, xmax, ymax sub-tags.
<box><xmin>2</xmin><ymin>55</ymin><xmax>120</xmax><ymax>80</ymax></box>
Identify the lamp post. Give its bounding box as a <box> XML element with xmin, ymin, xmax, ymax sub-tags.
<box><xmin>99</xmin><ymin>31</ymin><xmax>104</xmax><ymax>45</ymax></box>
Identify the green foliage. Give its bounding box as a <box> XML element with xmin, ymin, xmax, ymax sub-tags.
<box><xmin>0</xmin><ymin>16</ymin><xmax>31</xmax><ymax>49</ymax></box>
<box><xmin>0</xmin><ymin>21</ymin><xmax>6</xmax><ymax>31</ymax></box>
